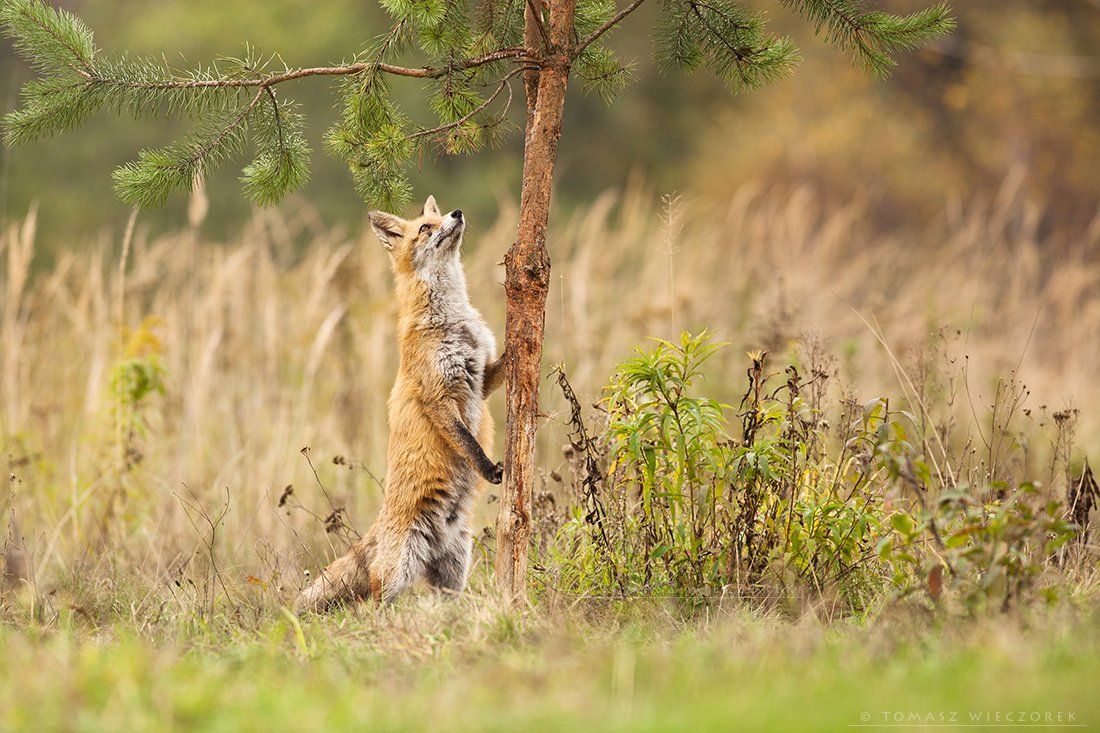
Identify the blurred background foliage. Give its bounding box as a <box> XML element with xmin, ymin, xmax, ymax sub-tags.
<box><xmin>0</xmin><ymin>0</ymin><xmax>1098</xmax><ymax>249</ymax></box>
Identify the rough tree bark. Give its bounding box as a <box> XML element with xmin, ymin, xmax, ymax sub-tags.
<box><xmin>495</xmin><ymin>0</ymin><xmax>577</xmax><ymax>604</ymax></box>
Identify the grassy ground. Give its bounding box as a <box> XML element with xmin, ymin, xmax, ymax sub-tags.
<box><xmin>1</xmin><ymin>595</ymin><xmax>1098</xmax><ymax>732</ymax></box>
<box><xmin>2</xmin><ymin>185</ymin><xmax>1099</xmax><ymax>731</ymax></box>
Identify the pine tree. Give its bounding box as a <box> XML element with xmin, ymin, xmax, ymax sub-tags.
<box><xmin>1</xmin><ymin>0</ymin><xmax>953</xmax><ymax>602</ymax></box>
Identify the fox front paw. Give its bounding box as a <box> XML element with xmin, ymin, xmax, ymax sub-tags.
<box><xmin>486</xmin><ymin>461</ymin><xmax>504</xmax><ymax>484</ymax></box>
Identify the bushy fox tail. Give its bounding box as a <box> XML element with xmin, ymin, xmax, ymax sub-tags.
<box><xmin>295</xmin><ymin>535</ymin><xmax>375</xmax><ymax>613</ymax></box>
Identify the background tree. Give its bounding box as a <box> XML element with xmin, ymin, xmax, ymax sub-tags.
<box><xmin>1</xmin><ymin>0</ymin><xmax>952</xmax><ymax>602</ymax></box>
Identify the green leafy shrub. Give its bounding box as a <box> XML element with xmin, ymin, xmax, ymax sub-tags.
<box><xmin>544</xmin><ymin>332</ymin><xmax>896</xmax><ymax>607</ymax></box>
<box><xmin>541</xmin><ymin>331</ymin><xmax>1087</xmax><ymax>614</ymax></box>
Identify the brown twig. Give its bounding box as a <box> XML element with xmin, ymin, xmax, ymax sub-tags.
<box><xmin>525</xmin><ymin>0</ymin><xmax>552</xmax><ymax>49</ymax></box>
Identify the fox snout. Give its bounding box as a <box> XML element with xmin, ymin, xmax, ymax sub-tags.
<box><xmin>438</xmin><ymin>210</ymin><xmax>465</xmax><ymax>248</ymax></box>
<box><xmin>446</xmin><ymin>209</ymin><xmax>464</xmax><ymax>232</ymax></box>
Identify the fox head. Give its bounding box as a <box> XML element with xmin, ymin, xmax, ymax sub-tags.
<box><xmin>369</xmin><ymin>195</ymin><xmax>466</xmax><ymax>278</ymax></box>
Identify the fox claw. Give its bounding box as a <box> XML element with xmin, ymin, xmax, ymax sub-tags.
<box><xmin>488</xmin><ymin>461</ymin><xmax>504</xmax><ymax>484</ymax></box>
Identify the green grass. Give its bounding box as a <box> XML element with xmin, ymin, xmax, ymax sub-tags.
<box><xmin>2</xmin><ymin>595</ymin><xmax>1097</xmax><ymax>732</ymax></box>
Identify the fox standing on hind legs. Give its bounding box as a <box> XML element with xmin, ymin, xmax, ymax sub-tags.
<box><xmin>297</xmin><ymin>195</ymin><xmax>505</xmax><ymax>611</ymax></box>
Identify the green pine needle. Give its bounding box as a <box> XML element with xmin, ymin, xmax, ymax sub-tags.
<box><xmin>576</xmin><ymin>46</ymin><xmax>634</xmax><ymax>105</ymax></box>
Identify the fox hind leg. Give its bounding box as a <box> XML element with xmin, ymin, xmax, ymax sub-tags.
<box><xmin>425</xmin><ymin>529</ymin><xmax>472</xmax><ymax>593</ymax></box>
<box><xmin>297</xmin><ymin>517</ymin><xmax>472</xmax><ymax>609</ymax></box>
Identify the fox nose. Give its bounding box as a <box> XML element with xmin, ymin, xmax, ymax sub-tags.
<box><xmin>451</xmin><ymin>209</ymin><xmax>463</xmax><ymax>220</ymax></box>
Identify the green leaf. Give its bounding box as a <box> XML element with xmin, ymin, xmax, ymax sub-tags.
<box><xmin>650</xmin><ymin>544</ymin><xmax>672</xmax><ymax>559</ymax></box>
<box><xmin>889</xmin><ymin>512</ymin><xmax>915</xmax><ymax>535</ymax></box>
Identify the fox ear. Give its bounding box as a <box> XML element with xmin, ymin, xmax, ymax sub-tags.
<box><xmin>422</xmin><ymin>195</ymin><xmax>440</xmax><ymax>218</ymax></box>
<box><xmin>369</xmin><ymin>211</ymin><xmax>406</xmax><ymax>250</ymax></box>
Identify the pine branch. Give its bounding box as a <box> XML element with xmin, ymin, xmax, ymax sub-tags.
<box><xmin>4</xmin><ymin>77</ymin><xmax>100</xmax><ymax>145</ymax></box>
<box><xmin>112</xmin><ymin>90</ymin><xmax>262</xmax><ymax>207</ymax></box>
<box><xmin>0</xmin><ymin>0</ymin><xmax>94</xmax><ymax>75</ymax></box>
<box><xmin>3</xmin><ymin>0</ymin><xmax>953</xmax><ymax>211</ymax></box>
<box><xmin>79</xmin><ymin>49</ymin><xmax>535</xmax><ymax>91</ymax></box>
<box><xmin>574</xmin><ymin>0</ymin><xmax>649</xmax><ymax>58</ymax></box>
<box><xmin>655</xmin><ymin>0</ymin><xmax>799</xmax><ymax>91</ymax></box>
<box><xmin>781</xmin><ymin>0</ymin><xmax>954</xmax><ymax>75</ymax></box>
<box><xmin>1</xmin><ymin>0</ymin><xmax>540</xmax><ymax>208</ymax></box>
<box><xmin>241</xmin><ymin>91</ymin><xmax>311</xmax><ymax>205</ymax></box>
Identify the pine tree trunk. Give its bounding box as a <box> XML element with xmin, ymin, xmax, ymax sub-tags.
<box><xmin>495</xmin><ymin>0</ymin><xmax>577</xmax><ymax>604</ymax></box>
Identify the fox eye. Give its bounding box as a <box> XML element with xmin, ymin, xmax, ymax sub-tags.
<box><xmin>419</xmin><ymin>223</ymin><xmax>433</xmax><ymax>235</ymax></box>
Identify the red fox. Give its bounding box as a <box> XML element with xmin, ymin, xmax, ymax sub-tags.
<box><xmin>297</xmin><ymin>196</ymin><xmax>504</xmax><ymax>610</ymax></box>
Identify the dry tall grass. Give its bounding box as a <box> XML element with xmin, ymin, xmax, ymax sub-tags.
<box><xmin>1</xmin><ymin>176</ymin><xmax>1097</xmax><ymax>609</ymax></box>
